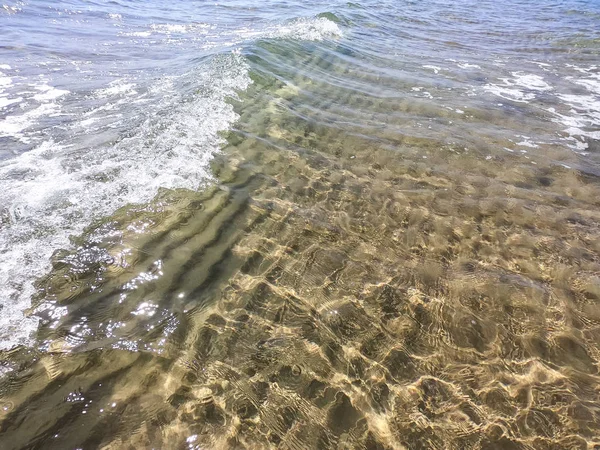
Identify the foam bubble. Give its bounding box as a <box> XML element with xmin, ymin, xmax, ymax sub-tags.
<box><xmin>559</xmin><ymin>94</ymin><xmax>600</xmax><ymax>121</ymax></box>
<box><xmin>515</xmin><ymin>136</ymin><xmax>539</xmax><ymax>148</ymax></box>
<box><xmin>32</xmin><ymin>83</ymin><xmax>69</xmax><ymax>102</ymax></box>
<box><xmin>94</xmin><ymin>81</ymin><xmax>137</xmax><ymax>98</ymax></box>
<box><xmin>0</xmin><ymin>102</ymin><xmax>61</xmax><ymax>141</ymax></box>
<box><xmin>484</xmin><ymin>72</ymin><xmax>552</xmax><ymax>103</ymax></box>
<box><xmin>0</xmin><ymin>96</ymin><xmax>22</xmax><ymax>109</ymax></box>
<box><xmin>511</xmin><ymin>72</ymin><xmax>552</xmax><ymax>91</ymax></box>
<box><xmin>265</xmin><ymin>17</ymin><xmax>342</xmax><ymax>41</ymax></box>
<box><xmin>0</xmin><ymin>52</ymin><xmax>252</xmax><ymax>350</ymax></box>
<box><xmin>0</xmin><ymin>74</ymin><xmax>12</xmax><ymax>88</ymax></box>
<box><xmin>125</xmin><ymin>31</ymin><xmax>152</xmax><ymax>38</ymax></box>
<box><xmin>483</xmin><ymin>84</ymin><xmax>534</xmax><ymax>103</ymax></box>
<box><xmin>574</xmin><ymin>77</ymin><xmax>600</xmax><ymax>94</ymax></box>
<box><xmin>122</xmin><ymin>16</ymin><xmax>340</xmax><ymax>49</ymax></box>
<box><xmin>0</xmin><ymin>79</ymin><xmax>70</xmax><ymax>142</ymax></box>
<box><xmin>549</xmin><ymin>68</ymin><xmax>600</xmax><ymax>149</ymax></box>
<box><xmin>236</xmin><ymin>17</ymin><xmax>342</xmax><ymax>42</ymax></box>
<box><xmin>457</xmin><ymin>63</ymin><xmax>481</xmax><ymax>70</ymax></box>
<box><xmin>151</xmin><ymin>23</ymin><xmax>189</xmax><ymax>34</ymax></box>
<box><xmin>564</xmin><ymin>135</ymin><xmax>589</xmax><ymax>152</ymax></box>
<box><xmin>123</xmin><ymin>23</ymin><xmax>212</xmax><ymax>38</ymax></box>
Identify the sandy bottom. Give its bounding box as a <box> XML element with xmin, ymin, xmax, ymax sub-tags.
<box><xmin>1</xmin><ymin>42</ymin><xmax>600</xmax><ymax>450</ymax></box>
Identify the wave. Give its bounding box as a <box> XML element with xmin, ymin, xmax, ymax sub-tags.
<box><xmin>0</xmin><ymin>15</ymin><xmax>342</xmax><ymax>351</ymax></box>
<box><xmin>0</xmin><ymin>52</ymin><xmax>250</xmax><ymax>350</ymax></box>
<box><xmin>120</xmin><ymin>16</ymin><xmax>342</xmax><ymax>48</ymax></box>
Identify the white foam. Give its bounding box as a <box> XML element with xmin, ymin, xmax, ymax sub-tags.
<box><xmin>123</xmin><ymin>22</ymin><xmax>212</xmax><ymax>38</ymax></box>
<box><xmin>236</xmin><ymin>17</ymin><xmax>342</xmax><ymax>42</ymax></box>
<box><xmin>423</xmin><ymin>65</ymin><xmax>441</xmax><ymax>74</ymax></box>
<box><xmin>0</xmin><ymin>96</ymin><xmax>22</xmax><ymax>109</ymax></box>
<box><xmin>564</xmin><ymin>135</ymin><xmax>589</xmax><ymax>152</ymax></box>
<box><xmin>125</xmin><ymin>31</ymin><xmax>152</xmax><ymax>38</ymax></box>
<box><xmin>515</xmin><ymin>136</ymin><xmax>539</xmax><ymax>148</ymax></box>
<box><xmin>151</xmin><ymin>23</ymin><xmax>189</xmax><ymax>34</ymax></box>
<box><xmin>483</xmin><ymin>84</ymin><xmax>534</xmax><ymax>103</ymax></box>
<box><xmin>0</xmin><ymin>64</ymin><xmax>11</xmax><ymax>70</ymax></box>
<box><xmin>565</xmin><ymin>127</ymin><xmax>600</xmax><ymax>140</ymax></box>
<box><xmin>574</xmin><ymin>76</ymin><xmax>600</xmax><ymax>94</ymax></box>
<box><xmin>78</xmin><ymin>117</ymin><xmax>100</xmax><ymax>128</ymax></box>
<box><xmin>32</xmin><ymin>83</ymin><xmax>69</xmax><ymax>102</ymax></box>
<box><xmin>566</xmin><ymin>64</ymin><xmax>598</xmax><ymax>74</ymax></box>
<box><xmin>266</xmin><ymin>17</ymin><xmax>342</xmax><ymax>40</ymax></box>
<box><xmin>0</xmin><ymin>80</ymin><xmax>70</xmax><ymax>141</ymax></box>
<box><xmin>549</xmin><ymin>68</ymin><xmax>600</xmax><ymax>149</ymax></box>
<box><xmin>0</xmin><ymin>52</ymin><xmax>252</xmax><ymax>350</ymax></box>
<box><xmin>564</xmin><ymin>65</ymin><xmax>600</xmax><ymax>95</ymax></box>
<box><xmin>511</xmin><ymin>72</ymin><xmax>552</xmax><ymax>91</ymax></box>
<box><xmin>94</xmin><ymin>81</ymin><xmax>137</xmax><ymax>98</ymax></box>
<box><xmin>457</xmin><ymin>63</ymin><xmax>481</xmax><ymax>70</ymax></box>
<box><xmin>0</xmin><ymin>102</ymin><xmax>61</xmax><ymax>140</ymax></box>
<box><xmin>485</xmin><ymin>72</ymin><xmax>552</xmax><ymax>103</ymax></box>
<box><xmin>123</xmin><ymin>16</ymin><xmax>340</xmax><ymax>48</ymax></box>
<box><xmin>530</xmin><ymin>62</ymin><xmax>551</xmax><ymax>72</ymax></box>
<box><xmin>0</xmin><ymin>74</ymin><xmax>12</xmax><ymax>88</ymax></box>
<box><xmin>559</xmin><ymin>94</ymin><xmax>600</xmax><ymax>121</ymax></box>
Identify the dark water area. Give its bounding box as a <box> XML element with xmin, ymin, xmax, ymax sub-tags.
<box><xmin>1</xmin><ymin>0</ymin><xmax>600</xmax><ymax>448</ymax></box>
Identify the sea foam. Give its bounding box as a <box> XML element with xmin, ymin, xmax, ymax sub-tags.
<box><xmin>0</xmin><ymin>15</ymin><xmax>342</xmax><ymax>351</ymax></box>
<box><xmin>0</xmin><ymin>53</ymin><xmax>250</xmax><ymax>350</ymax></box>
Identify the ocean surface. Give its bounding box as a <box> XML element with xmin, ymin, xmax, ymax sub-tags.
<box><xmin>1</xmin><ymin>0</ymin><xmax>600</xmax><ymax>448</ymax></box>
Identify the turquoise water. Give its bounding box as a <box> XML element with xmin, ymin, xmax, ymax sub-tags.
<box><xmin>1</xmin><ymin>0</ymin><xmax>600</xmax><ymax>448</ymax></box>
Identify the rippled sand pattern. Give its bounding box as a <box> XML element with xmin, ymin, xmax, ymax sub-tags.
<box><xmin>3</xmin><ymin>13</ymin><xmax>600</xmax><ymax>450</ymax></box>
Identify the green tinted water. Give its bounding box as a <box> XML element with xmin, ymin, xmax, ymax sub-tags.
<box><xmin>2</xmin><ymin>2</ymin><xmax>600</xmax><ymax>449</ymax></box>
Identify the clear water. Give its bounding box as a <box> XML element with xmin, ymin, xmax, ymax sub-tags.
<box><xmin>1</xmin><ymin>0</ymin><xmax>600</xmax><ymax>448</ymax></box>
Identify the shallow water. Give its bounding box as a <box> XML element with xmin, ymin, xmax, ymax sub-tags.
<box><xmin>1</xmin><ymin>0</ymin><xmax>600</xmax><ymax>448</ymax></box>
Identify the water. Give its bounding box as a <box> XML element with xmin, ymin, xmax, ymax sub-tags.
<box><xmin>1</xmin><ymin>0</ymin><xmax>600</xmax><ymax>448</ymax></box>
